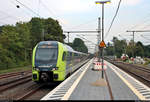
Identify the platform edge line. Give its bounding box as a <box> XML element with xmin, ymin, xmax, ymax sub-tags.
<box><xmin>61</xmin><ymin>59</ymin><xmax>92</xmax><ymax>100</ymax></box>
<box><xmin>105</xmin><ymin>61</ymin><xmax>146</xmax><ymax>100</ymax></box>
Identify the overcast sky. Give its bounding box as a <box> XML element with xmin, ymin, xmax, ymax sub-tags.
<box><xmin>0</xmin><ymin>0</ymin><xmax>150</xmax><ymax>53</ymax></box>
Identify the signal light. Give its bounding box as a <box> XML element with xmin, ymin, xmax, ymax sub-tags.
<box><xmin>52</xmin><ymin>67</ymin><xmax>58</xmax><ymax>71</ymax></box>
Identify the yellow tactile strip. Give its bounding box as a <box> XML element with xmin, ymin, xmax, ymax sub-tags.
<box><xmin>105</xmin><ymin>61</ymin><xmax>150</xmax><ymax>100</ymax></box>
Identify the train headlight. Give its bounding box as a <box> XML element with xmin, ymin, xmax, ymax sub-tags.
<box><xmin>52</xmin><ymin>67</ymin><xmax>58</xmax><ymax>71</ymax></box>
<box><xmin>34</xmin><ymin>67</ymin><xmax>39</xmax><ymax>71</ymax></box>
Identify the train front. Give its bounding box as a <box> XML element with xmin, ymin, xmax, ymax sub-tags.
<box><xmin>32</xmin><ymin>41</ymin><xmax>58</xmax><ymax>82</ymax></box>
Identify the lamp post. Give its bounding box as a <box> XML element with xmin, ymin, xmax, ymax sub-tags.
<box><xmin>95</xmin><ymin>0</ymin><xmax>110</xmax><ymax>79</ymax></box>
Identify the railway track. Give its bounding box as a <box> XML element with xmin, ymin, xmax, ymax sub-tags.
<box><xmin>105</xmin><ymin>58</ymin><xmax>150</xmax><ymax>87</ymax></box>
<box><xmin>122</xmin><ymin>62</ymin><xmax>150</xmax><ymax>73</ymax></box>
<box><xmin>0</xmin><ymin>74</ymin><xmax>32</xmax><ymax>93</ymax></box>
<box><xmin>0</xmin><ymin>60</ymin><xmax>90</xmax><ymax>100</ymax></box>
<box><xmin>16</xmin><ymin>82</ymin><xmax>59</xmax><ymax>100</ymax></box>
<box><xmin>0</xmin><ymin>70</ymin><xmax>32</xmax><ymax>92</ymax></box>
<box><xmin>0</xmin><ymin>70</ymin><xmax>31</xmax><ymax>79</ymax></box>
<box><xmin>16</xmin><ymin>84</ymin><xmax>45</xmax><ymax>100</ymax></box>
<box><xmin>114</xmin><ymin>62</ymin><xmax>150</xmax><ymax>81</ymax></box>
<box><xmin>0</xmin><ymin>73</ymin><xmax>40</xmax><ymax>100</ymax></box>
<box><xmin>17</xmin><ymin>59</ymin><xmax>90</xmax><ymax>100</ymax></box>
<box><xmin>0</xmin><ymin>70</ymin><xmax>60</xmax><ymax>100</ymax></box>
<box><xmin>0</xmin><ymin>73</ymin><xmax>51</xmax><ymax>100</ymax></box>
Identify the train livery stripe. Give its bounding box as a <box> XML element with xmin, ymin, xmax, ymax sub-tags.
<box><xmin>54</xmin><ymin>42</ymin><xmax>66</xmax><ymax>81</ymax></box>
<box><xmin>32</xmin><ymin>44</ymin><xmax>38</xmax><ymax>68</ymax></box>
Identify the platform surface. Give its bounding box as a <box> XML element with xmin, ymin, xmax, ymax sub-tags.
<box><xmin>69</xmin><ymin>64</ymin><xmax>110</xmax><ymax>100</ymax></box>
<box><xmin>42</xmin><ymin>59</ymin><xmax>150</xmax><ymax>100</ymax></box>
<box><xmin>68</xmin><ymin>60</ymin><xmax>139</xmax><ymax>100</ymax></box>
<box><xmin>106</xmin><ymin>63</ymin><xmax>139</xmax><ymax>100</ymax></box>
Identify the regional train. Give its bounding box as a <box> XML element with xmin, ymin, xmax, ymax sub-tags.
<box><xmin>32</xmin><ymin>41</ymin><xmax>88</xmax><ymax>82</ymax></box>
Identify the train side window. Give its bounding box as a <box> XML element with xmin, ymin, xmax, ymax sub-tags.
<box><xmin>62</xmin><ymin>52</ymin><xmax>66</xmax><ymax>61</ymax></box>
<box><xmin>75</xmin><ymin>53</ymin><xmax>78</xmax><ymax>56</ymax></box>
<box><xmin>70</xmin><ymin>52</ymin><xmax>72</xmax><ymax>57</ymax></box>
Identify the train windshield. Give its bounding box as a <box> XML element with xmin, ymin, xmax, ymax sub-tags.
<box><xmin>35</xmin><ymin>47</ymin><xmax>58</xmax><ymax>62</ymax></box>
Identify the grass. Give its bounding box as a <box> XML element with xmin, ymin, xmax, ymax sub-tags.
<box><xmin>0</xmin><ymin>65</ymin><xmax>32</xmax><ymax>75</ymax></box>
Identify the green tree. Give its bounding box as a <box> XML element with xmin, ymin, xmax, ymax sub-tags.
<box><xmin>134</xmin><ymin>41</ymin><xmax>144</xmax><ymax>57</ymax></box>
<box><xmin>16</xmin><ymin>22</ymin><xmax>31</xmax><ymax>61</ymax></box>
<box><xmin>144</xmin><ymin>45</ymin><xmax>150</xmax><ymax>57</ymax></box>
<box><xmin>43</xmin><ymin>18</ymin><xmax>64</xmax><ymax>42</ymax></box>
<box><xmin>0</xmin><ymin>25</ymin><xmax>21</xmax><ymax>68</ymax></box>
<box><xmin>72</xmin><ymin>38</ymin><xmax>88</xmax><ymax>53</ymax></box>
<box><xmin>105</xmin><ymin>37</ymin><xmax>150</xmax><ymax>58</ymax></box>
<box><xmin>112</xmin><ymin>37</ymin><xmax>127</xmax><ymax>58</ymax></box>
<box><xmin>126</xmin><ymin>42</ymin><xmax>133</xmax><ymax>58</ymax></box>
<box><xmin>29</xmin><ymin>17</ymin><xmax>44</xmax><ymax>48</ymax></box>
<box><xmin>0</xmin><ymin>17</ymin><xmax>66</xmax><ymax>69</ymax></box>
<box><xmin>105</xmin><ymin>42</ymin><xmax>114</xmax><ymax>56</ymax></box>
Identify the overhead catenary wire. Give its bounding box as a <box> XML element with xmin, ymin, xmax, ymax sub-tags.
<box><xmin>76</xmin><ymin>34</ymin><xmax>97</xmax><ymax>46</ymax></box>
<box><xmin>40</xmin><ymin>1</ymin><xmax>98</xmax><ymax>30</ymax></box>
<box><xmin>40</xmin><ymin>0</ymin><xmax>57</xmax><ymax>18</ymax></box>
<box><xmin>38</xmin><ymin>0</ymin><xmax>41</xmax><ymax>16</ymax></box>
<box><xmin>68</xmin><ymin>18</ymin><xmax>98</xmax><ymax>30</ymax></box>
<box><xmin>68</xmin><ymin>34</ymin><xmax>96</xmax><ymax>53</ymax></box>
<box><xmin>9</xmin><ymin>0</ymin><xmax>33</xmax><ymax>18</ymax></box>
<box><xmin>119</xmin><ymin>8</ymin><xmax>150</xmax><ymax>37</ymax></box>
<box><xmin>140</xmin><ymin>35</ymin><xmax>150</xmax><ymax>45</ymax></box>
<box><xmin>62</xmin><ymin>18</ymin><xmax>97</xmax><ymax>38</ymax></box>
<box><xmin>128</xmin><ymin>12</ymin><xmax>150</xmax><ymax>30</ymax></box>
<box><xmin>15</xmin><ymin>0</ymin><xmax>41</xmax><ymax>17</ymax></box>
<box><xmin>141</xmin><ymin>35</ymin><xmax>150</xmax><ymax>41</ymax></box>
<box><xmin>138</xmin><ymin>23</ymin><xmax>150</xmax><ymax>30</ymax></box>
<box><xmin>116</xmin><ymin>10</ymin><xmax>150</xmax><ymax>38</ymax></box>
<box><xmin>79</xmin><ymin>38</ymin><xmax>96</xmax><ymax>53</ymax></box>
<box><xmin>118</xmin><ymin>34</ymin><xmax>130</xmax><ymax>42</ymax></box>
<box><xmin>40</xmin><ymin>0</ymin><xmax>69</xmax><ymax>29</ymax></box>
<box><xmin>80</xmin><ymin>34</ymin><xmax>97</xmax><ymax>36</ymax></box>
<box><xmin>0</xmin><ymin>10</ymin><xmax>19</xmax><ymax>21</ymax></box>
<box><xmin>0</xmin><ymin>10</ymin><xmax>21</xmax><ymax>25</ymax></box>
<box><xmin>105</xmin><ymin>0</ymin><xmax>122</xmax><ymax>38</ymax></box>
<box><xmin>0</xmin><ymin>0</ymin><xmax>38</xmax><ymax>25</ymax></box>
<box><xmin>126</xmin><ymin>22</ymin><xmax>150</xmax><ymax>38</ymax></box>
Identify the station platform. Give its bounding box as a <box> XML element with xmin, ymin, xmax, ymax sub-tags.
<box><xmin>68</xmin><ymin>61</ymin><xmax>139</xmax><ymax>100</ymax></box>
<box><xmin>41</xmin><ymin>59</ymin><xmax>150</xmax><ymax>100</ymax></box>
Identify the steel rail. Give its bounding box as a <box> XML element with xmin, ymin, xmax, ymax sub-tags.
<box><xmin>0</xmin><ymin>70</ymin><xmax>31</xmax><ymax>79</ymax></box>
<box><xmin>0</xmin><ymin>76</ymin><xmax>32</xmax><ymax>93</ymax></box>
<box><xmin>16</xmin><ymin>84</ymin><xmax>45</xmax><ymax>100</ymax></box>
<box><xmin>106</xmin><ymin>59</ymin><xmax>150</xmax><ymax>83</ymax></box>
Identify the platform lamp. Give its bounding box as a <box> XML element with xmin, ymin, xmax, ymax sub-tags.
<box><xmin>95</xmin><ymin>0</ymin><xmax>111</xmax><ymax>79</ymax></box>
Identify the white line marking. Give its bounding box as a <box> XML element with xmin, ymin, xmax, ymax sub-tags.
<box><xmin>105</xmin><ymin>61</ymin><xmax>147</xmax><ymax>100</ymax></box>
<box><xmin>61</xmin><ymin>60</ymin><xmax>92</xmax><ymax>100</ymax></box>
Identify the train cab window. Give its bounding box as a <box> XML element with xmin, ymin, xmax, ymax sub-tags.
<box><xmin>62</xmin><ymin>52</ymin><xmax>66</xmax><ymax>61</ymax></box>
